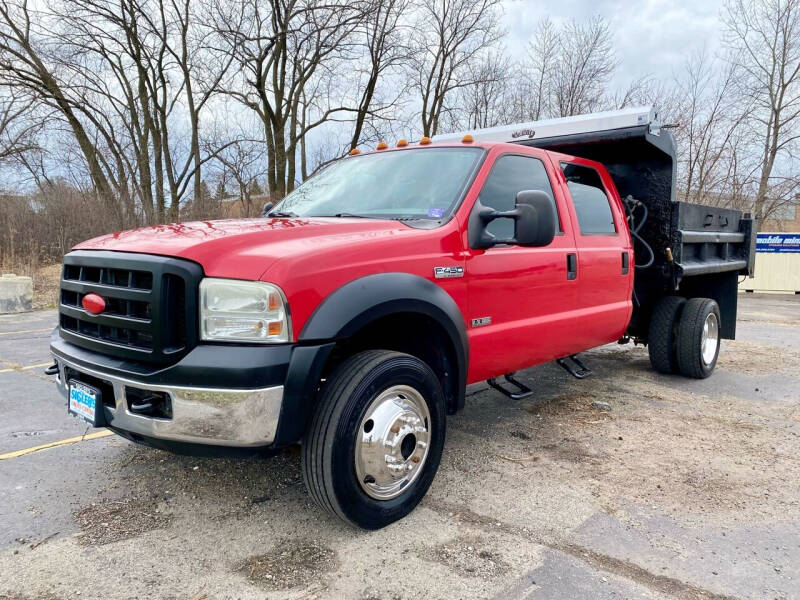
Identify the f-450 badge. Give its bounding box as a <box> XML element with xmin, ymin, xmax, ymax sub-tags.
<box><xmin>434</xmin><ymin>266</ymin><xmax>464</xmax><ymax>279</ymax></box>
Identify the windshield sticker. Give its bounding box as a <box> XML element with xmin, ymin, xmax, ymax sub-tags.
<box><xmin>427</xmin><ymin>208</ymin><xmax>445</xmax><ymax>219</ymax></box>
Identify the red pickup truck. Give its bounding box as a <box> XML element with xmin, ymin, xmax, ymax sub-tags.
<box><xmin>50</xmin><ymin>108</ymin><xmax>755</xmax><ymax>529</ymax></box>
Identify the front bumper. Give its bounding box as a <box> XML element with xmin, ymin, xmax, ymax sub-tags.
<box><xmin>54</xmin><ymin>353</ymin><xmax>284</xmax><ymax>448</ymax></box>
<box><xmin>51</xmin><ymin>333</ymin><xmax>292</xmax><ymax>449</ymax></box>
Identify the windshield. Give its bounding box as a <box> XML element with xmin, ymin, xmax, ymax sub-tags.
<box><xmin>271</xmin><ymin>147</ymin><xmax>484</xmax><ymax>221</ymax></box>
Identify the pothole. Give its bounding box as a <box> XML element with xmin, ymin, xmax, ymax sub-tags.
<box><xmin>241</xmin><ymin>539</ymin><xmax>336</xmax><ymax>590</ymax></box>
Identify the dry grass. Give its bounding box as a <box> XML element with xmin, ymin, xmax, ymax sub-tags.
<box><xmin>0</xmin><ymin>261</ymin><xmax>60</xmax><ymax>311</ymax></box>
<box><xmin>32</xmin><ymin>263</ymin><xmax>61</xmax><ymax>310</ymax></box>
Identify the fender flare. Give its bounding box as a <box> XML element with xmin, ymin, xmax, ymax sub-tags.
<box><xmin>276</xmin><ymin>273</ymin><xmax>468</xmax><ymax>444</ymax></box>
<box><xmin>301</xmin><ymin>273</ymin><xmax>468</xmax><ymax>394</ymax></box>
<box><xmin>301</xmin><ymin>272</ymin><xmax>467</xmax><ymax>344</ymax></box>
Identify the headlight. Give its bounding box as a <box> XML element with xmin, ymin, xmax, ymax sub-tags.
<box><xmin>199</xmin><ymin>278</ymin><xmax>290</xmax><ymax>343</ymax></box>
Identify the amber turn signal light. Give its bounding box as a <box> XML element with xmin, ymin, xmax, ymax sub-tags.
<box><xmin>268</xmin><ymin>292</ymin><xmax>281</xmax><ymax>311</ymax></box>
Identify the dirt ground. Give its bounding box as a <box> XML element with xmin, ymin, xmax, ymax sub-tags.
<box><xmin>0</xmin><ymin>294</ymin><xmax>798</xmax><ymax>599</ymax></box>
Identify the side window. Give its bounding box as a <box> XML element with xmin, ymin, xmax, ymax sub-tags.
<box><xmin>560</xmin><ymin>163</ymin><xmax>616</xmax><ymax>235</ymax></box>
<box><xmin>479</xmin><ymin>154</ymin><xmax>561</xmax><ymax>240</ymax></box>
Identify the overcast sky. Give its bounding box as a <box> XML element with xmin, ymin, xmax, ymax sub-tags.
<box><xmin>502</xmin><ymin>0</ymin><xmax>726</xmax><ymax>91</ymax></box>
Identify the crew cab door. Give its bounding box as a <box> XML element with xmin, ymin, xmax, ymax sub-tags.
<box><xmin>464</xmin><ymin>148</ymin><xmax>581</xmax><ymax>383</ymax></box>
<box><xmin>554</xmin><ymin>157</ymin><xmax>634</xmax><ymax>348</ymax></box>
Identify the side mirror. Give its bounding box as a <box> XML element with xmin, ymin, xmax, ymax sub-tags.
<box><xmin>261</xmin><ymin>202</ymin><xmax>275</xmax><ymax>217</ymax></box>
<box><xmin>513</xmin><ymin>190</ymin><xmax>556</xmax><ymax>247</ymax></box>
<box><xmin>468</xmin><ymin>190</ymin><xmax>556</xmax><ymax>249</ymax></box>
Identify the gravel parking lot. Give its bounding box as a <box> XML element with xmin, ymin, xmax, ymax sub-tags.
<box><xmin>1</xmin><ymin>293</ymin><xmax>798</xmax><ymax>600</ymax></box>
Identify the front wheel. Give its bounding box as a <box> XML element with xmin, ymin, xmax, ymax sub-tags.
<box><xmin>302</xmin><ymin>350</ymin><xmax>446</xmax><ymax>529</ymax></box>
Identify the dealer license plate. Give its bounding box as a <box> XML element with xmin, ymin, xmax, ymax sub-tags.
<box><xmin>68</xmin><ymin>381</ymin><xmax>99</xmax><ymax>425</ymax></box>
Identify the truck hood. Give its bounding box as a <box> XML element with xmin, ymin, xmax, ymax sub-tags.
<box><xmin>73</xmin><ymin>217</ymin><xmax>414</xmax><ymax>280</ymax></box>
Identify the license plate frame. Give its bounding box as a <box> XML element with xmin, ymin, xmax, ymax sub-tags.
<box><xmin>68</xmin><ymin>380</ymin><xmax>102</xmax><ymax>426</ymax></box>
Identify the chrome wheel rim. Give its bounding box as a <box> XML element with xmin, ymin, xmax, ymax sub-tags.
<box><xmin>355</xmin><ymin>385</ymin><xmax>431</xmax><ymax>500</ymax></box>
<box><xmin>701</xmin><ymin>312</ymin><xmax>719</xmax><ymax>366</ymax></box>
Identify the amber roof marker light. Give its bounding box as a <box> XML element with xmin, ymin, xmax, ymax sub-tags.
<box><xmin>376</xmin><ymin>141</ymin><xmax>388</xmax><ymax>150</ymax></box>
<box><xmin>419</xmin><ymin>136</ymin><xmax>432</xmax><ymax>145</ymax></box>
<box><xmin>396</xmin><ymin>139</ymin><xmax>408</xmax><ymax>147</ymax></box>
<box><xmin>461</xmin><ymin>134</ymin><xmax>474</xmax><ymax>143</ymax></box>
<box><xmin>349</xmin><ymin>148</ymin><xmax>361</xmax><ymax>155</ymax></box>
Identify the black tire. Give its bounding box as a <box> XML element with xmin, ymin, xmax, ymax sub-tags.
<box><xmin>302</xmin><ymin>350</ymin><xmax>446</xmax><ymax>529</ymax></box>
<box><xmin>648</xmin><ymin>296</ymin><xmax>686</xmax><ymax>374</ymax></box>
<box><xmin>676</xmin><ymin>298</ymin><xmax>721</xmax><ymax>379</ymax></box>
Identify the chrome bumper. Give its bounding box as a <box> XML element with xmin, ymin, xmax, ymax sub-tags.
<box><xmin>54</xmin><ymin>355</ymin><xmax>284</xmax><ymax>447</ymax></box>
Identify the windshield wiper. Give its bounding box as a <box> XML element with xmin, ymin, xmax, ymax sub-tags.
<box><xmin>314</xmin><ymin>213</ymin><xmax>428</xmax><ymax>220</ymax></box>
<box><xmin>318</xmin><ymin>212</ymin><xmax>374</xmax><ymax>218</ymax></box>
<box><xmin>267</xmin><ymin>210</ymin><xmax>299</xmax><ymax>218</ymax></box>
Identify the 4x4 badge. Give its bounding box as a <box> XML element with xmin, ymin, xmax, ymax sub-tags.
<box><xmin>434</xmin><ymin>266</ymin><xmax>464</xmax><ymax>279</ymax></box>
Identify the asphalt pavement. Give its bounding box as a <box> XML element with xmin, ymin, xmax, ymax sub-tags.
<box><xmin>1</xmin><ymin>295</ymin><xmax>798</xmax><ymax>600</ymax></box>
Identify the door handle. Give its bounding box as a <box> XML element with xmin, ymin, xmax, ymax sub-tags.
<box><xmin>621</xmin><ymin>251</ymin><xmax>629</xmax><ymax>275</ymax></box>
<box><xmin>566</xmin><ymin>253</ymin><xmax>577</xmax><ymax>280</ymax></box>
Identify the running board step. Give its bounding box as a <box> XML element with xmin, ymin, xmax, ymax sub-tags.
<box><xmin>486</xmin><ymin>373</ymin><xmax>533</xmax><ymax>400</ymax></box>
<box><xmin>556</xmin><ymin>355</ymin><xmax>592</xmax><ymax>379</ymax></box>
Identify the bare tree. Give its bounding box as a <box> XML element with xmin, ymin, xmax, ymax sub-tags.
<box><xmin>59</xmin><ymin>0</ymin><xmax>166</xmax><ymax>223</ymax></box>
<box><xmin>0</xmin><ymin>0</ymin><xmax>126</xmax><ymax>223</ymax></box>
<box><xmin>670</xmin><ymin>51</ymin><xmax>753</xmax><ymax>204</ymax></box>
<box><xmin>0</xmin><ymin>90</ymin><xmax>43</xmax><ymax>163</ymax></box>
<box><xmin>512</xmin><ymin>16</ymin><xmax>616</xmax><ymax>122</ymax></box>
<box><xmin>723</xmin><ymin>0</ymin><xmax>800</xmax><ymax>221</ymax></box>
<box><xmin>212</xmin><ymin>0</ymin><xmax>366</xmax><ymax>199</ymax></box>
<box><xmin>213</xmin><ymin>138</ymin><xmax>267</xmax><ymax>217</ymax></box>
<box><xmin>347</xmin><ymin>0</ymin><xmax>410</xmax><ymax>150</ymax></box>
<box><xmin>457</xmin><ymin>50</ymin><xmax>512</xmax><ymax>129</ymax></box>
<box><xmin>551</xmin><ymin>16</ymin><xmax>617</xmax><ymax>117</ymax></box>
<box><xmin>0</xmin><ymin>0</ymin><xmax>235</xmax><ymax>226</ymax></box>
<box><xmin>518</xmin><ymin>18</ymin><xmax>559</xmax><ymax>121</ymax></box>
<box><xmin>410</xmin><ymin>0</ymin><xmax>502</xmax><ymax>137</ymax></box>
<box><xmin>140</xmin><ymin>0</ymin><xmax>237</xmax><ymax>220</ymax></box>
<box><xmin>611</xmin><ymin>75</ymin><xmax>664</xmax><ymax>110</ymax></box>
<box><xmin>63</xmin><ymin>0</ymin><xmax>236</xmax><ymax>222</ymax></box>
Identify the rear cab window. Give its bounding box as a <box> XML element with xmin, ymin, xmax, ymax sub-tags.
<box><xmin>560</xmin><ymin>162</ymin><xmax>617</xmax><ymax>235</ymax></box>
